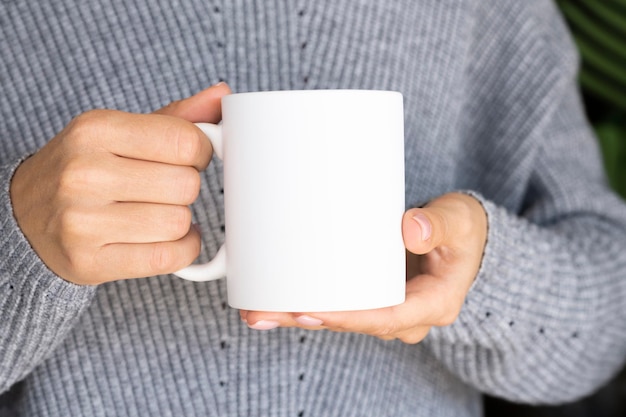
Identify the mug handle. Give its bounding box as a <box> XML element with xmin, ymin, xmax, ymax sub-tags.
<box><xmin>173</xmin><ymin>123</ymin><xmax>227</xmax><ymax>282</ymax></box>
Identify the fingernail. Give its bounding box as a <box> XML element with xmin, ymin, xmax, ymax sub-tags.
<box><xmin>412</xmin><ymin>213</ymin><xmax>432</xmax><ymax>241</ymax></box>
<box><xmin>247</xmin><ymin>320</ymin><xmax>280</xmax><ymax>330</ymax></box>
<box><xmin>295</xmin><ymin>315</ymin><xmax>324</xmax><ymax>327</ymax></box>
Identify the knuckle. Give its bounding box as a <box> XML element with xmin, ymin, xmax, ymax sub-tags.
<box><xmin>43</xmin><ymin>208</ymin><xmax>106</xmax><ymax>284</ymax></box>
<box><xmin>58</xmin><ymin>158</ymin><xmax>101</xmax><ymax>193</ymax></box>
<box><xmin>74</xmin><ymin>109</ymin><xmax>107</xmax><ymax>124</ymax></box>
<box><xmin>174</xmin><ymin>168</ymin><xmax>201</xmax><ymax>204</ymax></box>
<box><xmin>57</xmin><ymin>160</ymin><xmax>83</xmax><ymax>191</ymax></box>
<box><xmin>165</xmin><ymin>206</ymin><xmax>192</xmax><ymax>240</ymax></box>
<box><xmin>168</xmin><ymin>124</ymin><xmax>203</xmax><ymax>166</ymax></box>
<box><xmin>149</xmin><ymin>243</ymin><xmax>178</xmax><ymax>272</ymax></box>
<box><xmin>56</xmin><ymin>206</ymin><xmax>88</xmax><ymax>242</ymax></box>
<box><xmin>66</xmin><ymin>110</ymin><xmax>110</xmax><ymax>146</ymax></box>
<box><xmin>63</xmin><ymin>247</ymin><xmax>96</xmax><ymax>280</ymax></box>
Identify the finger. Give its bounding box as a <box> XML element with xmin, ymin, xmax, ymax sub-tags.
<box><xmin>402</xmin><ymin>207</ymin><xmax>447</xmax><ymax>255</ymax></box>
<box><xmin>244</xmin><ymin>305</ymin><xmax>399</xmax><ymax>335</ymax></box>
<box><xmin>108</xmin><ymin>113</ymin><xmax>214</xmax><ymax>170</ymax></box>
<box><xmin>91</xmin><ymin>225</ymin><xmax>202</xmax><ymax>282</ymax></box>
<box><xmin>66</xmin><ymin>154</ymin><xmax>201</xmax><ymax>205</ymax></box>
<box><xmin>154</xmin><ymin>82</ymin><xmax>231</xmax><ymax>122</ymax></box>
<box><xmin>404</xmin><ymin>193</ymin><xmax>487</xmax><ymax>256</ymax></box>
<box><xmin>69</xmin><ymin>203</ymin><xmax>192</xmax><ymax>245</ymax></box>
<box><xmin>108</xmin><ymin>157</ymin><xmax>202</xmax><ymax>204</ymax></box>
<box><xmin>68</xmin><ymin>109</ymin><xmax>214</xmax><ymax>170</ymax></box>
<box><xmin>252</xmin><ymin>274</ymin><xmax>460</xmax><ymax>335</ymax></box>
<box><xmin>242</xmin><ymin>310</ymin><xmax>301</xmax><ymax>330</ymax></box>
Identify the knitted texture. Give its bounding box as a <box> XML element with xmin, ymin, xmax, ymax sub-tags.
<box><xmin>1</xmin><ymin>0</ymin><xmax>626</xmax><ymax>416</ymax></box>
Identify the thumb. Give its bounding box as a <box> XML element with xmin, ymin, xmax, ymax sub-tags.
<box><xmin>402</xmin><ymin>206</ymin><xmax>447</xmax><ymax>255</ymax></box>
<box><xmin>154</xmin><ymin>82</ymin><xmax>232</xmax><ymax>122</ymax></box>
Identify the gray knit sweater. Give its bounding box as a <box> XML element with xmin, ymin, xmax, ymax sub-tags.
<box><xmin>2</xmin><ymin>0</ymin><xmax>626</xmax><ymax>416</ymax></box>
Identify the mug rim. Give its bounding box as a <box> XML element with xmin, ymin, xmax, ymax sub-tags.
<box><xmin>222</xmin><ymin>89</ymin><xmax>402</xmax><ymax>102</ymax></box>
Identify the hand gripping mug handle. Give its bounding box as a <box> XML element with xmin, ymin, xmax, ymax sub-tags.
<box><xmin>174</xmin><ymin>123</ymin><xmax>226</xmax><ymax>282</ymax></box>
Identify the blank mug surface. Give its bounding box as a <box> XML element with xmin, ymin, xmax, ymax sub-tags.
<box><xmin>210</xmin><ymin>90</ymin><xmax>405</xmax><ymax>311</ymax></box>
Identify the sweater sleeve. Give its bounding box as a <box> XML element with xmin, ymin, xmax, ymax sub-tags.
<box><xmin>424</xmin><ymin>0</ymin><xmax>626</xmax><ymax>405</ymax></box>
<box><xmin>0</xmin><ymin>157</ymin><xmax>97</xmax><ymax>394</ymax></box>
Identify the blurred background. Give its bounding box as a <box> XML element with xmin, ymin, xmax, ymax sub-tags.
<box><xmin>486</xmin><ymin>0</ymin><xmax>626</xmax><ymax>415</ymax></box>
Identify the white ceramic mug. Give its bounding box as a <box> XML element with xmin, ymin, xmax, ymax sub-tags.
<box><xmin>175</xmin><ymin>90</ymin><xmax>406</xmax><ymax>312</ymax></box>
